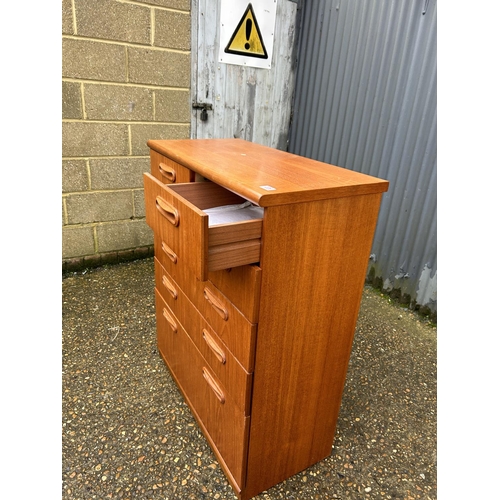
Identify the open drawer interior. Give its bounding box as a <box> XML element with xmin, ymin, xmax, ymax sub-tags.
<box><xmin>144</xmin><ymin>173</ymin><xmax>262</xmax><ymax>280</ymax></box>
<box><xmin>167</xmin><ymin>182</ymin><xmax>264</xmax><ymax>226</ymax></box>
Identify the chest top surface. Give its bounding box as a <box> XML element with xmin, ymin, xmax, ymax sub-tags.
<box><xmin>147</xmin><ymin>138</ymin><xmax>389</xmax><ymax>207</ymax></box>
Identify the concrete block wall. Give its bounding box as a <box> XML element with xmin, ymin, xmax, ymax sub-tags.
<box><xmin>62</xmin><ymin>0</ymin><xmax>191</xmax><ymax>272</ymax></box>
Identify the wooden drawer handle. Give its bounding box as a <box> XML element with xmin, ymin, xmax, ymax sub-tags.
<box><xmin>162</xmin><ymin>308</ymin><xmax>178</xmax><ymax>333</ymax></box>
<box><xmin>202</xmin><ymin>367</ymin><xmax>225</xmax><ymax>404</ymax></box>
<box><xmin>203</xmin><ymin>287</ymin><xmax>229</xmax><ymax>321</ymax></box>
<box><xmin>202</xmin><ymin>329</ymin><xmax>226</xmax><ymax>364</ymax></box>
<box><xmin>161</xmin><ymin>241</ymin><xmax>177</xmax><ymax>264</ymax></box>
<box><xmin>156</xmin><ymin>196</ymin><xmax>179</xmax><ymax>226</ymax></box>
<box><xmin>162</xmin><ymin>275</ymin><xmax>178</xmax><ymax>299</ymax></box>
<box><xmin>158</xmin><ymin>162</ymin><xmax>176</xmax><ymax>182</ymax></box>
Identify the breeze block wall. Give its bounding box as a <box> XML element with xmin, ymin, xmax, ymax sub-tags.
<box><xmin>62</xmin><ymin>0</ymin><xmax>191</xmax><ymax>272</ymax></box>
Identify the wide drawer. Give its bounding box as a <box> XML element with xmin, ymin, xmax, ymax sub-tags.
<box><xmin>144</xmin><ymin>173</ymin><xmax>262</xmax><ymax>281</ymax></box>
<box><xmin>154</xmin><ymin>257</ymin><xmax>257</xmax><ymax>371</ymax></box>
<box><xmin>155</xmin><ymin>259</ymin><xmax>253</xmax><ymax>413</ymax></box>
<box><xmin>155</xmin><ymin>234</ymin><xmax>261</xmax><ymax>323</ymax></box>
<box><xmin>150</xmin><ymin>149</ymin><xmax>195</xmax><ymax>185</ymax></box>
<box><xmin>155</xmin><ymin>291</ymin><xmax>250</xmax><ymax>490</ymax></box>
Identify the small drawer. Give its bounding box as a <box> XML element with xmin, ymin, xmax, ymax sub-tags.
<box><xmin>155</xmin><ymin>291</ymin><xmax>250</xmax><ymax>489</ymax></box>
<box><xmin>155</xmin><ymin>234</ymin><xmax>261</xmax><ymax>323</ymax></box>
<box><xmin>145</xmin><ymin>173</ymin><xmax>262</xmax><ymax>281</ymax></box>
<box><xmin>208</xmin><ymin>266</ymin><xmax>262</xmax><ymax>324</ymax></box>
<box><xmin>150</xmin><ymin>149</ymin><xmax>195</xmax><ymax>185</ymax></box>
<box><xmin>155</xmin><ymin>258</ymin><xmax>257</xmax><ymax>376</ymax></box>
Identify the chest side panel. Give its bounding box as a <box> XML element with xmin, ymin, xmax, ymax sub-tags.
<box><xmin>243</xmin><ymin>193</ymin><xmax>383</xmax><ymax>498</ymax></box>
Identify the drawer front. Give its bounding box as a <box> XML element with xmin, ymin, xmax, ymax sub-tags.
<box><xmin>150</xmin><ymin>149</ymin><xmax>195</xmax><ymax>185</ymax></box>
<box><xmin>155</xmin><ymin>234</ymin><xmax>261</xmax><ymax>323</ymax></box>
<box><xmin>154</xmin><ymin>256</ymin><xmax>257</xmax><ymax>372</ymax></box>
<box><xmin>155</xmin><ymin>291</ymin><xmax>250</xmax><ymax>488</ymax></box>
<box><xmin>145</xmin><ymin>173</ymin><xmax>208</xmax><ymax>280</ymax></box>
<box><xmin>208</xmin><ymin>266</ymin><xmax>262</xmax><ymax>324</ymax></box>
<box><xmin>144</xmin><ymin>173</ymin><xmax>262</xmax><ymax>281</ymax></box>
<box><xmin>155</xmin><ymin>259</ymin><xmax>253</xmax><ymax>414</ymax></box>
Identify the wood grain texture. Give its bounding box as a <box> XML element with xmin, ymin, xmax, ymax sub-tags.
<box><xmin>145</xmin><ymin>173</ymin><xmax>263</xmax><ymax>280</ymax></box>
<box><xmin>155</xmin><ymin>258</ymin><xmax>253</xmax><ymax>414</ymax></box>
<box><xmin>146</xmin><ymin>138</ymin><xmax>389</xmax><ymax>499</ymax></box>
<box><xmin>150</xmin><ymin>149</ymin><xmax>195</xmax><ymax>184</ymax></box>
<box><xmin>242</xmin><ymin>193</ymin><xmax>384</xmax><ymax>499</ymax></box>
<box><xmin>207</xmin><ymin>265</ymin><xmax>262</xmax><ymax>324</ymax></box>
<box><xmin>168</xmin><ymin>181</ymin><xmax>245</xmax><ymax>210</ymax></box>
<box><xmin>208</xmin><ymin>239</ymin><xmax>261</xmax><ymax>273</ymax></box>
<box><xmin>155</xmin><ymin>290</ymin><xmax>250</xmax><ymax>489</ymax></box>
<box><xmin>145</xmin><ymin>173</ymin><xmax>208</xmax><ymax>280</ymax></box>
<box><xmin>147</xmin><ymin>139</ymin><xmax>389</xmax><ymax>206</ymax></box>
<box><xmin>153</xmin><ymin>236</ymin><xmax>258</xmax><ymax>372</ymax></box>
<box><xmin>209</xmin><ymin>219</ymin><xmax>262</xmax><ymax>246</ymax></box>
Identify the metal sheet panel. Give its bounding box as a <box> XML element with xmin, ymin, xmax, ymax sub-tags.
<box><xmin>289</xmin><ymin>0</ymin><xmax>437</xmax><ymax>315</ymax></box>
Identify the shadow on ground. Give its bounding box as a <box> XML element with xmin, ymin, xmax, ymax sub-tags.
<box><xmin>62</xmin><ymin>258</ymin><xmax>436</xmax><ymax>499</ymax></box>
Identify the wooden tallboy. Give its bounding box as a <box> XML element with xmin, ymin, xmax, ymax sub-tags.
<box><xmin>144</xmin><ymin>138</ymin><xmax>389</xmax><ymax>499</ymax></box>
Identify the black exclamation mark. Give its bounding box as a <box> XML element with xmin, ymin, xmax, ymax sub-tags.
<box><xmin>245</xmin><ymin>18</ymin><xmax>252</xmax><ymax>50</ymax></box>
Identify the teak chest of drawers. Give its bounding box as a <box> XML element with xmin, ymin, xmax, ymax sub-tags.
<box><xmin>144</xmin><ymin>138</ymin><xmax>389</xmax><ymax>499</ymax></box>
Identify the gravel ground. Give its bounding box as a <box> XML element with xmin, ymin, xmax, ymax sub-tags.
<box><xmin>62</xmin><ymin>257</ymin><xmax>437</xmax><ymax>500</ymax></box>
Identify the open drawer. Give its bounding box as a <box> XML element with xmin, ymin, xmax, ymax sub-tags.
<box><xmin>144</xmin><ymin>173</ymin><xmax>262</xmax><ymax>281</ymax></box>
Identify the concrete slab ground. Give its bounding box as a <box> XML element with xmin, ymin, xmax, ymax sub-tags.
<box><xmin>62</xmin><ymin>258</ymin><xmax>437</xmax><ymax>499</ymax></box>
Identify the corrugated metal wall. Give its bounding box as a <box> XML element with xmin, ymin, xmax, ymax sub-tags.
<box><xmin>289</xmin><ymin>0</ymin><xmax>437</xmax><ymax>317</ymax></box>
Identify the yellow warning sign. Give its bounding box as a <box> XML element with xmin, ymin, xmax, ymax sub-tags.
<box><xmin>224</xmin><ymin>3</ymin><xmax>268</xmax><ymax>59</ymax></box>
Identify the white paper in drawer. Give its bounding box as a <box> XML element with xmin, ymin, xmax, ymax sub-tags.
<box><xmin>204</xmin><ymin>201</ymin><xmax>264</xmax><ymax>227</ymax></box>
